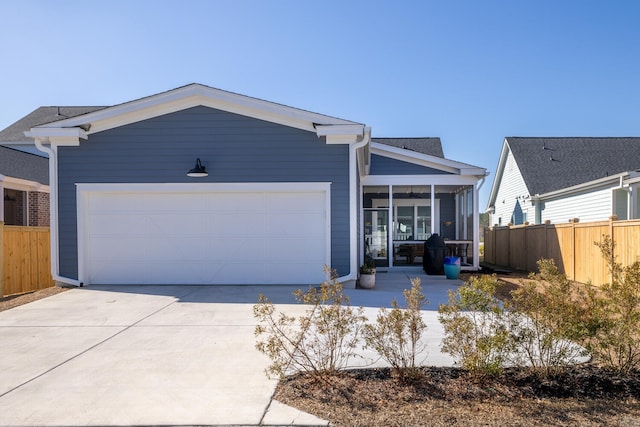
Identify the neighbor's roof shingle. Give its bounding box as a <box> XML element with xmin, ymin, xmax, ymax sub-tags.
<box><xmin>0</xmin><ymin>145</ymin><xmax>49</xmax><ymax>185</ymax></box>
<box><xmin>372</xmin><ymin>137</ymin><xmax>444</xmax><ymax>158</ymax></box>
<box><xmin>506</xmin><ymin>137</ymin><xmax>640</xmax><ymax>195</ymax></box>
<box><xmin>0</xmin><ymin>106</ymin><xmax>107</xmax><ymax>143</ymax></box>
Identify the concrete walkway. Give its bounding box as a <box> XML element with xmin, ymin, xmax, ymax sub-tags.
<box><xmin>0</xmin><ymin>269</ymin><xmax>460</xmax><ymax>426</ymax></box>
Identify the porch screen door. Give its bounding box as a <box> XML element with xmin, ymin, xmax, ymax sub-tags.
<box><xmin>364</xmin><ymin>210</ymin><xmax>389</xmax><ymax>267</ymax></box>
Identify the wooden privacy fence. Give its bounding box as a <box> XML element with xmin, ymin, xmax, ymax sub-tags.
<box><xmin>1</xmin><ymin>224</ymin><xmax>54</xmax><ymax>297</ymax></box>
<box><xmin>484</xmin><ymin>218</ymin><xmax>640</xmax><ymax>286</ymax></box>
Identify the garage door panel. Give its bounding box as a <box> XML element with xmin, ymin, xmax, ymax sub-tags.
<box><xmin>268</xmin><ymin>212</ymin><xmax>325</xmax><ymax>236</ymax></box>
<box><xmin>148</xmin><ymin>237</ymin><xmax>211</xmax><ymax>261</ymax></box>
<box><xmin>266</xmin><ymin>193</ymin><xmax>324</xmax><ymax>211</ymax></box>
<box><xmin>89</xmin><ymin>237</ymin><xmax>149</xmax><ymax>260</ymax></box>
<box><xmin>90</xmin><ymin>214</ymin><xmax>150</xmax><ymax>235</ymax></box>
<box><xmin>267</xmin><ymin>238</ymin><xmax>324</xmax><ymax>262</ymax></box>
<box><xmin>222</xmin><ymin>193</ymin><xmax>264</xmax><ymax>211</ymax></box>
<box><xmin>82</xmin><ymin>188</ymin><xmax>328</xmax><ymax>285</ymax></box>
<box><xmin>209</xmin><ymin>213</ymin><xmax>266</xmax><ymax>237</ymax></box>
<box><xmin>144</xmin><ymin>213</ymin><xmax>209</xmax><ymax>235</ymax></box>
<box><xmin>89</xmin><ymin>261</ymin><xmax>149</xmax><ymax>285</ymax></box>
<box><xmin>148</xmin><ymin>262</ymin><xmax>210</xmax><ymax>284</ymax></box>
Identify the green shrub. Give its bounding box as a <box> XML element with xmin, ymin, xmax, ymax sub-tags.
<box><xmin>253</xmin><ymin>267</ymin><xmax>366</xmax><ymax>383</ymax></box>
<box><xmin>438</xmin><ymin>275</ymin><xmax>513</xmax><ymax>378</ymax></box>
<box><xmin>363</xmin><ymin>277</ymin><xmax>429</xmax><ymax>380</ymax></box>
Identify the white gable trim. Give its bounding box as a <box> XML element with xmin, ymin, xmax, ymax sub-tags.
<box><xmin>370</xmin><ymin>142</ymin><xmax>487</xmax><ymax>176</ymax></box>
<box><xmin>533</xmin><ymin>171</ymin><xmax>636</xmax><ymax>201</ymax></box>
<box><xmin>487</xmin><ymin>139</ymin><xmax>510</xmax><ymax>210</ymax></box>
<box><xmin>27</xmin><ymin>84</ymin><xmax>364</xmax><ymax>143</ymax></box>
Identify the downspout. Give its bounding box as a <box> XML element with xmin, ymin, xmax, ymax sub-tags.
<box><xmin>34</xmin><ymin>138</ymin><xmax>82</xmax><ymax>287</ymax></box>
<box><xmin>337</xmin><ymin>126</ymin><xmax>371</xmax><ymax>284</ymax></box>
<box><xmin>472</xmin><ymin>172</ymin><xmax>488</xmax><ymax>270</ymax></box>
<box><xmin>477</xmin><ymin>174</ymin><xmax>487</xmax><ymax>191</ymax></box>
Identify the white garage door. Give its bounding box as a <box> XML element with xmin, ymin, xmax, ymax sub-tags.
<box><xmin>78</xmin><ymin>184</ymin><xmax>330</xmax><ymax>285</ymax></box>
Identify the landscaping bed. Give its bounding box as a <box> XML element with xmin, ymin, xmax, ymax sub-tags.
<box><xmin>275</xmin><ymin>365</ymin><xmax>640</xmax><ymax>426</ymax></box>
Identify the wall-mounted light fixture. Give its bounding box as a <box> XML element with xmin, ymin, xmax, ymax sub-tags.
<box><xmin>187</xmin><ymin>158</ymin><xmax>208</xmax><ymax>177</ymax></box>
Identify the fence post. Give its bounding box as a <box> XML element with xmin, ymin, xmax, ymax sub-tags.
<box><xmin>570</xmin><ymin>218</ymin><xmax>579</xmax><ymax>281</ymax></box>
<box><xmin>609</xmin><ymin>215</ymin><xmax>617</xmax><ymax>284</ymax></box>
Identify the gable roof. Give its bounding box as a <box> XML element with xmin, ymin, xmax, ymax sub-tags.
<box><xmin>506</xmin><ymin>137</ymin><xmax>640</xmax><ymax>196</ymax></box>
<box><xmin>25</xmin><ymin>84</ymin><xmax>367</xmax><ymax>145</ymax></box>
<box><xmin>369</xmin><ymin>141</ymin><xmax>487</xmax><ymax>176</ymax></box>
<box><xmin>0</xmin><ymin>107</ymin><xmax>106</xmax><ymax>143</ymax></box>
<box><xmin>0</xmin><ymin>145</ymin><xmax>48</xmax><ymax>185</ymax></box>
<box><xmin>372</xmin><ymin>137</ymin><xmax>444</xmax><ymax>158</ymax></box>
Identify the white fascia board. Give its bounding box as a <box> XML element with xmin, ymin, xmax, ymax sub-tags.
<box><xmin>533</xmin><ymin>172</ymin><xmax>630</xmax><ymax>201</ymax></box>
<box><xmin>487</xmin><ymin>139</ymin><xmax>510</xmax><ymax>209</ymax></box>
<box><xmin>315</xmin><ymin>124</ymin><xmax>366</xmax><ymax>144</ymax></box>
<box><xmin>370</xmin><ymin>142</ymin><xmax>487</xmax><ymax>176</ymax></box>
<box><xmin>624</xmin><ymin>175</ymin><xmax>640</xmax><ymax>186</ymax></box>
<box><xmin>361</xmin><ymin>174</ymin><xmax>482</xmax><ymax>186</ymax></box>
<box><xmin>32</xmin><ymin>84</ymin><xmax>361</xmax><ymax>137</ymax></box>
<box><xmin>25</xmin><ymin>127</ymin><xmax>87</xmax><ymax>144</ymax></box>
<box><xmin>0</xmin><ymin>174</ymin><xmax>50</xmax><ymax>192</ymax></box>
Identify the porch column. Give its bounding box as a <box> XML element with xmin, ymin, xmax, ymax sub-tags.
<box><xmin>473</xmin><ymin>183</ymin><xmax>480</xmax><ymax>270</ymax></box>
<box><xmin>430</xmin><ymin>184</ymin><xmax>435</xmax><ymax>235</ymax></box>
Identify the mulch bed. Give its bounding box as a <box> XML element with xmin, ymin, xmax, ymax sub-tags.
<box><xmin>274</xmin><ymin>365</ymin><xmax>640</xmax><ymax>427</ymax></box>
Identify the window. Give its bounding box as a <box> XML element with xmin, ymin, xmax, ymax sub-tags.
<box><xmin>3</xmin><ymin>189</ymin><xmax>26</xmax><ymax>226</ymax></box>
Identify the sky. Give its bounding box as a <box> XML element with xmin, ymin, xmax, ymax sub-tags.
<box><xmin>1</xmin><ymin>0</ymin><xmax>639</xmax><ymax>207</ymax></box>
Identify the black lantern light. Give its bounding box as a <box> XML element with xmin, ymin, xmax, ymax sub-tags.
<box><xmin>187</xmin><ymin>158</ymin><xmax>208</xmax><ymax>177</ymax></box>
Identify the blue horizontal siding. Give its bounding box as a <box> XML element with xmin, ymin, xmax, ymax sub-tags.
<box><xmin>370</xmin><ymin>154</ymin><xmax>452</xmax><ymax>175</ymax></box>
<box><xmin>58</xmin><ymin>106</ymin><xmax>351</xmax><ymax>280</ymax></box>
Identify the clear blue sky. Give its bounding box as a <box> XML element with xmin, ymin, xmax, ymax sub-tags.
<box><xmin>2</xmin><ymin>0</ymin><xmax>639</xmax><ymax>207</ymax></box>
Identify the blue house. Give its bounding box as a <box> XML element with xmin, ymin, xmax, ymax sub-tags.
<box><xmin>16</xmin><ymin>84</ymin><xmax>487</xmax><ymax>286</ymax></box>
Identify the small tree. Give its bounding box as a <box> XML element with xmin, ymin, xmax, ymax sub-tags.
<box><xmin>253</xmin><ymin>267</ymin><xmax>366</xmax><ymax>382</ymax></box>
<box><xmin>438</xmin><ymin>275</ymin><xmax>513</xmax><ymax>378</ymax></box>
<box><xmin>363</xmin><ymin>277</ymin><xmax>429</xmax><ymax>380</ymax></box>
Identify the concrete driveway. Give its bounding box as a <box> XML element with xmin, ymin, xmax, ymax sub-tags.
<box><xmin>0</xmin><ymin>270</ymin><xmax>459</xmax><ymax>426</ymax></box>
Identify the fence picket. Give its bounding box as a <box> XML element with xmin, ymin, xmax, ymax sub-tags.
<box><xmin>2</xmin><ymin>226</ymin><xmax>54</xmax><ymax>297</ymax></box>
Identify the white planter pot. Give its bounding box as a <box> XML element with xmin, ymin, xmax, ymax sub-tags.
<box><xmin>359</xmin><ymin>273</ymin><xmax>375</xmax><ymax>289</ymax></box>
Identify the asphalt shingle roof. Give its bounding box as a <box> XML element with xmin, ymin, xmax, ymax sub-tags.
<box><xmin>0</xmin><ymin>106</ymin><xmax>107</xmax><ymax>143</ymax></box>
<box><xmin>506</xmin><ymin>137</ymin><xmax>640</xmax><ymax>195</ymax></box>
<box><xmin>372</xmin><ymin>137</ymin><xmax>444</xmax><ymax>158</ymax></box>
<box><xmin>0</xmin><ymin>145</ymin><xmax>49</xmax><ymax>185</ymax></box>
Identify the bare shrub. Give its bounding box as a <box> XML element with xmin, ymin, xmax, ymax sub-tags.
<box><xmin>586</xmin><ymin>236</ymin><xmax>640</xmax><ymax>374</ymax></box>
<box><xmin>438</xmin><ymin>275</ymin><xmax>513</xmax><ymax>378</ymax></box>
<box><xmin>363</xmin><ymin>277</ymin><xmax>429</xmax><ymax>380</ymax></box>
<box><xmin>507</xmin><ymin>259</ymin><xmax>590</xmax><ymax>376</ymax></box>
<box><xmin>253</xmin><ymin>267</ymin><xmax>366</xmax><ymax>382</ymax></box>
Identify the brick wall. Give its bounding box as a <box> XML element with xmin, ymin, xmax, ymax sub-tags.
<box><xmin>28</xmin><ymin>191</ymin><xmax>50</xmax><ymax>226</ymax></box>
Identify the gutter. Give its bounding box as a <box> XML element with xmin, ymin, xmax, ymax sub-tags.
<box><xmin>337</xmin><ymin>126</ymin><xmax>371</xmax><ymax>285</ymax></box>
<box><xmin>33</xmin><ymin>138</ymin><xmax>82</xmax><ymax>287</ymax></box>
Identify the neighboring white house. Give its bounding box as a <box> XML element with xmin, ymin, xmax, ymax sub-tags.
<box><xmin>487</xmin><ymin>137</ymin><xmax>640</xmax><ymax>226</ymax></box>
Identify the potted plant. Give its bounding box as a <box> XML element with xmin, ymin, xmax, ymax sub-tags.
<box><xmin>359</xmin><ymin>259</ymin><xmax>376</xmax><ymax>289</ymax></box>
